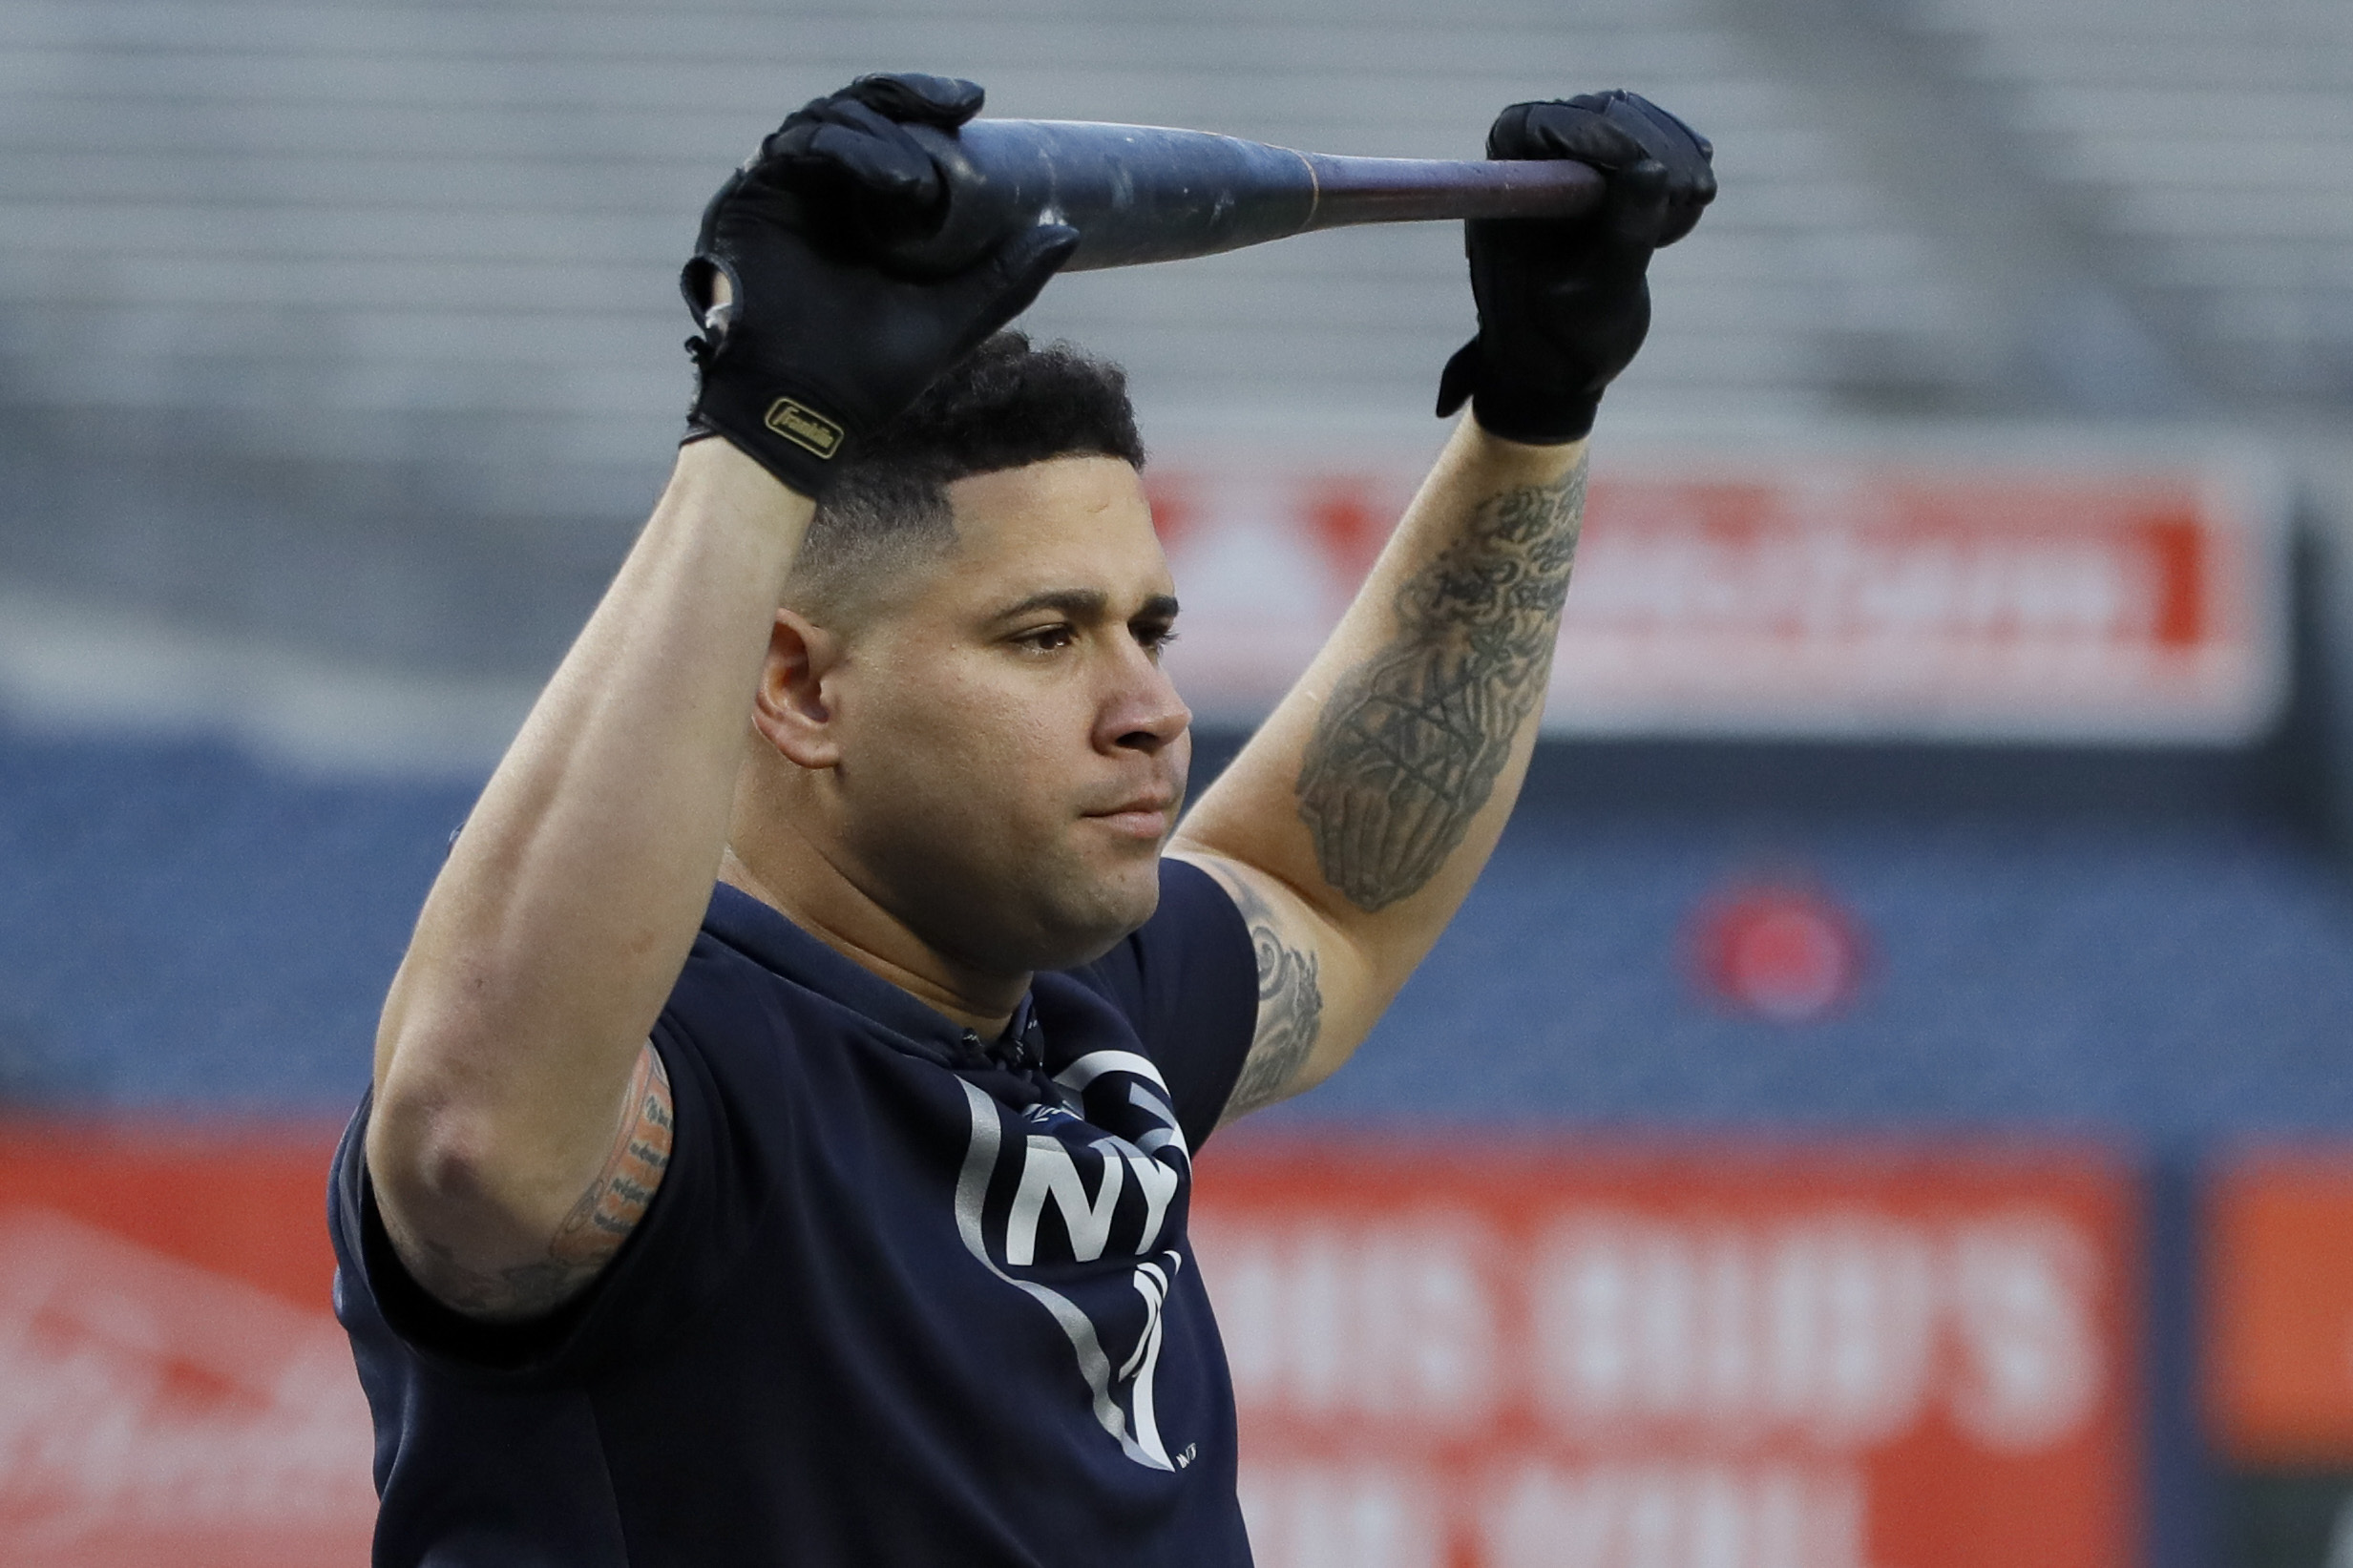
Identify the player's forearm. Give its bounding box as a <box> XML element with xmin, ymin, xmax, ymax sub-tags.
<box><xmin>1175</xmin><ymin>421</ymin><xmax>1586</xmax><ymax>965</ymax></box>
<box><xmin>370</xmin><ymin>439</ymin><xmax>810</xmax><ymax>1245</ymax></box>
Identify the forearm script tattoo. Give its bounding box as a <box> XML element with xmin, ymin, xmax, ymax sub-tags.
<box><xmin>410</xmin><ymin>1040</ymin><xmax>674</xmax><ymax>1323</ymax></box>
<box><xmin>1296</xmin><ymin>458</ymin><xmax>1586</xmax><ymax>912</ymax></box>
<box><xmin>1223</xmin><ymin>876</ymin><xmax>1325</xmax><ymax>1120</ymax></box>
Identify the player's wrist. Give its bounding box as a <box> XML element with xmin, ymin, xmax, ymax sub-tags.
<box><xmin>669</xmin><ymin>429</ymin><xmax>823</xmax><ymax>534</ymax></box>
<box><xmin>1435</xmin><ymin>336</ymin><xmax>1605</xmax><ymax>445</ymax></box>
<box><xmin>1453</xmin><ymin>411</ymin><xmax>1594</xmax><ymax>480</ymax></box>
<box><xmin>1468</xmin><ymin>384</ymin><xmax>1601</xmax><ymax>446</ymax></box>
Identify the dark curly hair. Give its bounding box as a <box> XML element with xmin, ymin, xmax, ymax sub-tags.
<box><xmin>786</xmin><ymin>332</ymin><xmax>1144</xmax><ymax>625</ymax></box>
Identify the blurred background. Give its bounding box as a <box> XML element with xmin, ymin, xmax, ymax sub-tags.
<box><xmin>2</xmin><ymin>0</ymin><xmax>2351</xmax><ymax>1563</ymax></box>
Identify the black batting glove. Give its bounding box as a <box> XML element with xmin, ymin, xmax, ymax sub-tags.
<box><xmin>682</xmin><ymin>73</ymin><xmax>1078</xmax><ymax>498</ymax></box>
<box><xmin>1436</xmin><ymin>91</ymin><xmax>1715</xmax><ymax>445</ymax></box>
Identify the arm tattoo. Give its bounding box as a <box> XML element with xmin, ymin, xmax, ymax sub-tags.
<box><xmin>1295</xmin><ymin>457</ymin><xmax>1586</xmax><ymax>912</ymax></box>
<box><xmin>1221</xmin><ymin>875</ymin><xmax>1325</xmax><ymax>1121</ymax></box>
<box><xmin>411</xmin><ymin>1041</ymin><xmax>675</xmax><ymax>1323</ymax></box>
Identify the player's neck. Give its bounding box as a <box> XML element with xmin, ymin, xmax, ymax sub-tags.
<box><xmin>717</xmin><ymin>842</ymin><xmax>1027</xmax><ymax>1039</ymax></box>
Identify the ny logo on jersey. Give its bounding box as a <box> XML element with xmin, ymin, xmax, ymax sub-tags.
<box><xmin>954</xmin><ymin>1051</ymin><xmax>1195</xmax><ymax>1471</ymax></box>
<box><xmin>1005</xmin><ymin>1119</ymin><xmax>1181</xmax><ymax>1265</ymax></box>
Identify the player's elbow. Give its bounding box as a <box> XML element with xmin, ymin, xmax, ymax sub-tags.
<box><xmin>371</xmin><ymin>977</ymin><xmax>545</xmax><ymax>1203</ymax></box>
<box><xmin>369</xmin><ymin>1075</ymin><xmax>501</xmax><ymax>1222</ymax></box>
<box><xmin>366</xmin><ymin>1055</ymin><xmax>566</xmax><ymax>1263</ymax></box>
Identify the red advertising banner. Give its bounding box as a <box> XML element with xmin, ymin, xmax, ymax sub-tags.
<box><xmin>0</xmin><ymin>1123</ymin><xmax>374</xmax><ymax>1567</ymax></box>
<box><xmin>0</xmin><ymin>1124</ymin><xmax>2140</xmax><ymax>1568</ymax></box>
<box><xmin>1191</xmin><ymin>1139</ymin><xmax>2140</xmax><ymax>1568</ymax></box>
<box><xmin>1155</xmin><ymin>445</ymin><xmax>2281</xmax><ymax>743</ymax></box>
<box><xmin>2207</xmin><ymin>1150</ymin><xmax>2353</xmax><ymax>1463</ymax></box>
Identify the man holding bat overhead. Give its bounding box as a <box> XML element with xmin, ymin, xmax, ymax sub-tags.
<box><xmin>330</xmin><ymin>71</ymin><xmax>1711</xmax><ymax>1567</ymax></box>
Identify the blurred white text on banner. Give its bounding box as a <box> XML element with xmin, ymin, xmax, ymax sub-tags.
<box><xmin>1155</xmin><ymin>438</ymin><xmax>2286</xmax><ymax>744</ymax></box>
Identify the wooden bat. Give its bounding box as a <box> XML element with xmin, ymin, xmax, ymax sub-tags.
<box><xmin>880</xmin><ymin>118</ymin><xmax>1605</xmax><ymax>275</ymax></box>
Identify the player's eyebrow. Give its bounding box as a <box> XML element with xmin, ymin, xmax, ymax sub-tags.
<box><xmin>991</xmin><ymin>588</ymin><xmax>1104</xmax><ymax>623</ymax></box>
<box><xmin>988</xmin><ymin>589</ymin><xmax>1180</xmax><ymax>624</ymax></box>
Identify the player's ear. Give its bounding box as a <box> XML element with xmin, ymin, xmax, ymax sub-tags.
<box><xmin>750</xmin><ymin>608</ymin><xmax>846</xmax><ymax>769</ymax></box>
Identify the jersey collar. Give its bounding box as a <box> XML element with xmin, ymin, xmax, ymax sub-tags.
<box><xmin>700</xmin><ymin>882</ymin><xmax>1051</xmax><ymax>1098</ymax></box>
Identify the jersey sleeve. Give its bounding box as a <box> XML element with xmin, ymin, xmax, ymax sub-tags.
<box><xmin>329</xmin><ymin>954</ymin><xmax>767</xmax><ymax>1380</ymax></box>
<box><xmin>1074</xmin><ymin>857</ymin><xmax>1259</xmax><ymax>1149</ymax></box>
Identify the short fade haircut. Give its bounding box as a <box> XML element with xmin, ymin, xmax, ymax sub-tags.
<box><xmin>786</xmin><ymin>332</ymin><xmax>1145</xmax><ymax>626</ymax></box>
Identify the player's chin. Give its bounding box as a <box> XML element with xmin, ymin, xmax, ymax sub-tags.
<box><xmin>1029</xmin><ymin>857</ymin><xmax>1164</xmax><ymax>969</ymax></box>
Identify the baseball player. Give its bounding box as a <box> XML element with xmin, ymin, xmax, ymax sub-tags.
<box><xmin>330</xmin><ymin>72</ymin><xmax>1712</xmax><ymax>1566</ymax></box>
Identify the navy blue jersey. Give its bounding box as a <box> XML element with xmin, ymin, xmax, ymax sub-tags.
<box><xmin>329</xmin><ymin>859</ymin><xmax>1260</xmax><ymax>1567</ymax></box>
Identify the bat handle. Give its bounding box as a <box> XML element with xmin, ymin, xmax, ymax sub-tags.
<box><xmin>1299</xmin><ymin>154</ymin><xmax>1603</xmax><ymax>229</ymax></box>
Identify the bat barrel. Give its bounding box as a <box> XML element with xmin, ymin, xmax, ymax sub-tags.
<box><xmin>879</xmin><ymin>120</ymin><xmax>1603</xmax><ymax>277</ymax></box>
<box><xmin>893</xmin><ymin>120</ymin><xmax>1318</xmax><ymax>275</ymax></box>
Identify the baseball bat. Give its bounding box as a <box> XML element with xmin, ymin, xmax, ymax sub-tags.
<box><xmin>882</xmin><ymin>119</ymin><xmax>1605</xmax><ymax>275</ymax></box>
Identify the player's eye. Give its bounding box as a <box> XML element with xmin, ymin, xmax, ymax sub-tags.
<box><xmin>1134</xmin><ymin>624</ymin><xmax>1179</xmax><ymax>659</ymax></box>
<box><xmin>1015</xmin><ymin>623</ymin><xmax>1077</xmax><ymax>653</ymax></box>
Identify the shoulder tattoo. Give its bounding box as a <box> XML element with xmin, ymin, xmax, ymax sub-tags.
<box><xmin>1222</xmin><ymin>875</ymin><xmax>1325</xmax><ymax>1122</ymax></box>
<box><xmin>1294</xmin><ymin>457</ymin><xmax>1586</xmax><ymax>912</ymax></box>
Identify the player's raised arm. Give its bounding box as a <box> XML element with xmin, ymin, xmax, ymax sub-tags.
<box><xmin>1169</xmin><ymin>92</ymin><xmax>1714</xmax><ymax>1122</ymax></box>
<box><xmin>365</xmin><ymin>73</ymin><xmax>1077</xmax><ymax>1322</ymax></box>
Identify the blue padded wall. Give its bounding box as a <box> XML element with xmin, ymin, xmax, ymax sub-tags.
<box><xmin>5</xmin><ymin>720</ymin><xmax>2351</xmax><ymax>1138</ymax></box>
<box><xmin>1295</xmin><ymin>805</ymin><xmax>2353</xmax><ymax>1135</ymax></box>
<box><xmin>0</xmin><ymin>726</ymin><xmax>470</xmax><ymax>1109</ymax></box>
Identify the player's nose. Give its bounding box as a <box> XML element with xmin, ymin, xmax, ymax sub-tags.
<box><xmin>1099</xmin><ymin>639</ymin><xmax>1190</xmax><ymax>754</ymax></box>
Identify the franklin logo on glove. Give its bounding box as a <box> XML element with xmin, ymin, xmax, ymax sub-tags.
<box><xmin>762</xmin><ymin>398</ymin><xmax>846</xmax><ymax>459</ymax></box>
